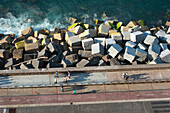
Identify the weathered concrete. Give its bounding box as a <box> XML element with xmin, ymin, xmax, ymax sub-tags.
<box><xmin>82</xmin><ymin>38</ymin><xmax>94</xmax><ymax>50</ymax></box>
<box><xmin>108</xmin><ymin>44</ymin><xmax>122</xmax><ymax>58</ymax></box>
<box><xmin>123</xmin><ymin>46</ymin><xmax>136</xmax><ymax>62</ymax></box>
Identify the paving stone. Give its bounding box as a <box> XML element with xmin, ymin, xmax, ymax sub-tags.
<box><xmin>160</xmin><ymin>43</ymin><xmax>168</xmax><ymax>51</ymax></box>
<box><xmin>82</xmin><ymin>38</ymin><xmax>94</xmax><ymax>50</ymax></box>
<box><xmin>125</xmin><ymin>41</ymin><xmax>136</xmax><ymax>48</ymax></box>
<box><xmin>21</xmin><ymin>27</ymin><xmax>34</xmax><ymax>38</ymax></box>
<box><xmin>137</xmin><ymin>43</ymin><xmax>147</xmax><ymax>51</ymax></box>
<box><xmin>110</xmin><ymin>58</ymin><xmax>120</xmax><ymax>66</ymax></box>
<box><xmin>25</xmin><ymin>43</ymin><xmax>39</xmax><ymax>52</ymax></box>
<box><xmin>149</xmin><ymin>57</ymin><xmax>164</xmax><ymax>64</ymax></box>
<box><xmin>47</xmin><ymin>42</ymin><xmax>58</xmax><ymax>53</ymax></box>
<box><xmin>32</xmin><ymin>59</ymin><xmax>44</xmax><ymax>69</ymax></box>
<box><xmin>76</xmin><ymin>59</ymin><xmax>89</xmax><ymax>67</ymax></box>
<box><xmin>123</xmin><ymin>46</ymin><xmax>136</xmax><ymax>62</ymax></box>
<box><xmin>160</xmin><ymin>49</ymin><xmax>170</xmax><ymax>63</ymax></box>
<box><xmin>98</xmin><ymin>24</ymin><xmax>109</xmax><ymax>36</ymax></box>
<box><xmin>121</xmin><ymin>26</ymin><xmax>130</xmax><ymax>40</ymax></box>
<box><xmin>24</xmin><ymin>53</ymin><xmax>37</xmax><ymax>61</ymax></box>
<box><xmin>38</xmin><ymin>34</ymin><xmax>48</xmax><ymax>39</ymax></box>
<box><xmin>94</xmin><ymin>38</ymin><xmax>105</xmax><ymax>47</ymax></box>
<box><xmin>46</xmin><ymin>62</ymin><xmax>63</xmax><ymax>68</ymax></box>
<box><xmin>0</xmin><ymin>35</ymin><xmax>11</xmax><ymax>44</ymax></box>
<box><xmin>108</xmin><ymin>44</ymin><xmax>122</xmax><ymax>58</ymax></box>
<box><xmin>74</xmin><ymin>25</ymin><xmax>84</xmax><ymax>34</ymax></box>
<box><xmin>105</xmin><ymin>39</ymin><xmax>116</xmax><ymax>50</ymax></box>
<box><xmin>135</xmin><ymin>48</ymin><xmax>147</xmax><ymax>62</ymax></box>
<box><xmin>65</xmin><ymin>54</ymin><xmax>79</xmax><ymax>64</ymax></box>
<box><xmin>148</xmin><ymin>43</ymin><xmax>161</xmax><ymax>60</ymax></box>
<box><xmin>65</xmin><ymin>31</ymin><xmax>75</xmax><ymax>42</ymax></box>
<box><xmin>130</xmin><ymin>31</ymin><xmax>145</xmax><ymax>43</ymax></box>
<box><xmin>78</xmin><ymin>50</ymin><xmax>92</xmax><ymax>58</ymax></box>
<box><xmin>144</xmin><ymin>35</ymin><xmax>159</xmax><ymax>45</ymax></box>
<box><xmin>67</xmin><ymin>36</ymin><xmax>81</xmax><ymax>47</ymax></box>
<box><xmin>13</xmin><ymin>49</ymin><xmax>23</xmax><ymax>59</ymax></box>
<box><xmin>49</xmin><ymin>54</ymin><xmax>60</xmax><ymax>63</ymax></box>
<box><xmin>79</xmin><ymin>29</ymin><xmax>96</xmax><ymax>38</ymax></box>
<box><xmin>91</xmin><ymin>43</ymin><xmax>104</xmax><ymax>56</ymax></box>
<box><xmin>5</xmin><ymin>58</ymin><xmax>13</xmax><ymax>68</ymax></box>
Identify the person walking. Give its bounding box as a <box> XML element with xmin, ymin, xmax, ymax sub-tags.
<box><xmin>73</xmin><ymin>89</ymin><xmax>76</xmax><ymax>95</ymax></box>
<box><xmin>61</xmin><ymin>85</ymin><xmax>64</xmax><ymax>92</ymax></box>
<box><xmin>64</xmin><ymin>76</ymin><xmax>67</xmax><ymax>83</ymax></box>
<box><xmin>55</xmin><ymin>71</ymin><xmax>59</xmax><ymax>78</ymax></box>
<box><xmin>122</xmin><ymin>72</ymin><xmax>129</xmax><ymax>80</ymax></box>
<box><xmin>54</xmin><ymin>76</ymin><xmax>57</xmax><ymax>84</ymax></box>
<box><xmin>68</xmin><ymin>70</ymin><xmax>71</xmax><ymax>79</ymax></box>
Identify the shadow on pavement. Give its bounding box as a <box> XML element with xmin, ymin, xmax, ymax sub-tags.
<box><xmin>0</xmin><ymin>75</ymin><xmax>13</xmax><ymax>86</ymax></box>
<box><xmin>63</xmin><ymin>86</ymin><xmax>87</xmax><ymax>92</ymax></box>
<box><xmin>67</xmin><ymin>73</ymin><xmax>92</xmax><ymax>83</ymax></box>
<box><xmin>77</xmin><ymin>90</ymin><xmax>100</xmax><ymax>94</ymax></box>
<box><xmin>129</xmin><ymin>73</ymin><xmax>150</xmax><ymax>80</ymax></box>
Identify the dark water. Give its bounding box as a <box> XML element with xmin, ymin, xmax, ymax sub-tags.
<box><xmin>0</xmin><ymin>0</ymin><xmax>169</xmax><ymax>34</ymax></box>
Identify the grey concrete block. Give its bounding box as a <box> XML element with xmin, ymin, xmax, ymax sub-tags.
<box><xmin>0</xmin><ymin>49</ymin><xmax>11</xmax><ymax>60</ymax></box>
<box><xmin>88</xmin><ymin>56</ymin><xmax>101</xmax><ymax>66</ymax></box>
<box><xmin>21</xmin><ymin>27</ymin><xmax>34</xmax><ymax>38</ymax></box>
<box><xmin>24</xmin><ymin>53</ymin><xmax>37</xmax><ymax>61</ymax></box>
<box><xmin>92</xmin><ymin>43</ymin><xmax>104</xmax><ymax>56</ymax></box>
<box><xmin>20</xmin><ymin>63</ymin><xmax>29</xmax><ymax>69</ymax></box>
<box><xmin>123</xmin><ymin>46</ymin><xmax>136</xmax><ymax>62</ymax></box>
<box><xmin>38</xmin><ymin>34</ymin><xmax>48</xmax><ymax>39</ymax></box>
<box><xmin>38</xmin><ymin>47</ymin><xmax>49</xmax><ymax>58</ymax></box>
<box><xmin>74</xmin><ymin>25</ymin><xmax>84</xmax><ymax>34</ymax></box>
<box><xmin>54</xmin><ymin>33</ymin><xmax>64</xmax><ymax>40</ymax></box>
<box><xmin>49</xmin><ymin>54</ymin><xmax>60</xmax><ymax>63</ymax></box>
<box><xmin>130</xmin><ymin>31</ymin><xmax>145</xmax><ymax>43</ymax></box>
<box><xmin>69</xmin><ymin>46</ymin><xmax>83</xmax><ymax>53</ymax></box>
<box><xmin>128</xmin><ymin>25</ymin><xmax>140</xmax><ymax>33</ymax></box>
<box><xmin>5</xmin><ymin>58</ymin><xmax>13</xmax><ymax>68</ymax></box>
<box><xmin>110</xmin><ymin>58</ymin><xmax>120</xmax><ymax>66</ymax></box>
<box><xmin>110</xmin><ymin>30</ymin><xmax>122</xmax><ymax>41</ymax></box>
<box><xmin>137</xmin><ymin>43</ymin><xmax>147</xmax><ymax>51</ymax></box>
<box><xmin>47</xmin><ymin>42</ymin><xmax>58</xmax><ymax>53</ymax></box>
<box><xmin>82</xmin><ymin>38</ymin><xmax>94</xmax><ymax>50</ymax></box>
<box><xmin>164</xmin><ymin>35</ymin><xmax>170</xmax><ymax>44</ymax></box>
<box><xmin>160</xmin><ymin>49</ymin><xmax>170</xmax><ymax>63</ymax></box>
<box><xmin>46</xmin><ymin>62</ymin><xmax>63</xmax><ymax>68</ymax></box>
<box><xmin>144</xmin><ymin>35</ymin><xmax>159</xmax><ymax>45</ymax></box>
<box><xmin>108</xmin><ymin>44</ymin><xmax>122</xmax><ymax>58</ymax></box>
<box><xmin>121</xmin><ymin>26</ymin><xmax>130</xmax><ymax>40</ymax></box>
<box><xmin>125</xmin><ymin>41</ymin><xmax>136</xmax><ymax>48</ymax></box>
<box><xmin>167</xmin><ymin>27</ymin><xmax>170</xmax><ymax>34</ymax></box>
<box><xmin>94</xmin><ymin>38</ymin><xmax>106</xmax><ymax>47</ymax></box>
<box><xmin>65</xmin><ymin>54</ymin><xmax>79</xmax><ymax>64</ymax></box>
<box><xmin>67</xmin><ymin>36</ymin><xmax>81</xmax><ymax>47</ymax></box>
<box><xmin>98</xmin><ymin>24</ymin><xmax>109</xmax><ymax>36</ymax></box>
<box><xmin>98</xmin><ymin>59</ymin><xmax>107</xmax><ymax>66</ymax></box>
<box><xmin>160</xmin><ymin>43</ymin><xmax>168</xmax><ymax>51</ymax></box>
<box><xmin>13</xmin><ymin>49</ymin><xmax>23</xmax><ymax>59</ymax></box>
<box><xmin>79</xmin><ymin>29</ymin><xmax>96</xmax><ymax>38</ymax></box>
<box><xmin>155</xmin><ymin>29</ymin><xmax>166</xmax><ymax>38</ymax></box>
<box><xmin>0</xmin><ymin>35</ymin><xmax>11</xmax><ymax>45</ymax></box>
<box><xmin>32</xmin><ymin>59</ymin><xmax>44</xmax><ymax>69</ymax></box>
<box><xmin>76</xmin><ymin>59</ymin><xmax>89</xmax><ymax>67</ymax></box>
<box><xmin>149</xmin><ymin>57</ymin><xmax>164</xmax><ymax>64</ymax></box>
<box><xmin>65</xmin><ymin>31</ymin><xmax>75</xmax><ymax>42</ymax></box>
<box><xmin>25</xmin><ymin>43</ymin><xmax>39</xmax><ymax>52</ymax></box>
<box><xmin>102</xmin><ymin>54</ymin><xmax>110</xmax><ymax>63</ymax></box>
<box><xmin>61</xmin><ymin>60</ymin><xmax>72</xmax><ymax>68</ymax></box>
<box><xmin>135</xmin><ymin>48</ymin><xmax>147</xmax><ymax>62</ymax></box>
<box><xmin>148</xmin><ymin>43</ymin><xmax>161</xmax><ymax>60</ymax></box>
<box><xmin>78</xmin><ymin>50</ymin><xmax>92</xmax><ymax>58</ymax></box>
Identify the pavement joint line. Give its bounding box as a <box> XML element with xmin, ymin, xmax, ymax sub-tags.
<box><xmin>1</xmin><ymin>98</ymin><xmax>170</xmax><ymax>108</ymax></box>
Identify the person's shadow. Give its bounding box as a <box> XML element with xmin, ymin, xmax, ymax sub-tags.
<box><xmin>0</xmin><ymin>75</ymin><xmax>13</xmax><ymax>86</ymax></box>
<box><xmin>129</xmin><ymin>73</ymin><xmax>150</xmax><ymax>80</ymax></box>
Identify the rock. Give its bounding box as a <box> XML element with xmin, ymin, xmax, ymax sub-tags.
<box><xmin>165</xmin><ymin>21</ymin><xmax>170</xmax><ymax>26</ymax></box>
<box><xmin>141</xmin><ymin>26</ymin><xmax>149</xmax><ymax>32</ymax></box>
<box><xmin>149</xmin><ymin>57</ymin><xmax>164</xmax><ymax>64</ymax></box>
<box><xmin>110</xmin><ymin>58</ymin><xmax>120</xmax><ymax>66</ymax></box>
<box><xmin>144</xmin><ymin>35</ymin><xmax>159</xmax><ymax>45</ymax></box>
<box><xmin>13</xmin><ymin>49</ymin><xmax>23</xmax><ymax>59</ymax></box>
<box><xmin>108</xmin><ymin>44</ymin><xmax>122</xmax><ymax>58</ymax></box>
<box><xmin>91</xmin><ymin>43</ymin><xmax>104</xmax><ymax>56</ymax></box>
<box><xmin>38</xmin><ymin>47</ymin><xmax>49</xmax><ymax>58</ymax></box>
<box><xmin>94</xmin><ymin>38</ymin><xmax>105</xmax><ymax>47</ymax></box>
<box><xmin>125</xmin><ymin>41</ymin><xmax>136</xmax><ymax>48</ymax></box>
<box><xmin>160</xmin><ymin>49</ymin><xmax>170</xmax><ymax>63</ymax></box>
<box><xmin>61</xmin><ymin>60</ymin><xmax>73</xmax><ymax>68</ymax></box>
<box><xmin>24</xmin><ymin>53</ymin><xmax>37</xmax><ymax>61</ymax></box>
<box><xmin>68</xmin><ymin>46</ymin><xmax>83</xmax><ymax>53</ymax></box>
<box><xmin>76</xmin><ymin>59</ymin><xmax>89</xmax><ymax>67</ymax></box>
<box><xmin>160</xmin><ymin>43</ymin><xmax>168</xmax><ymax>51</ymax></box>
<box><xmin>105</xmin><ymin>39</ymin><xmax>116</xmax><ymax>50</ymax></box>
<box><xmin>5</xmin><ymin>58</ymin><xmax>13</xmax><ymax>68</ymax></box>
<box><xmin>54</xmin><ymin>33</ymin><xmax>64</xmax><ymax>41</ymax></box>
<box><xmin>109</xmin><ymin>30</ymin><xmax>122</xmax><ymax>41</ymax></box>
<box><xmin>32</xmin><ymin>59</ymin><xmax>44</xmax><ymax>69</ymax></box>
<box><xmin>121</xmin><ymin>26</ymin><xmax>130</xmax><ymax>40</ymax></box>
<box><xmin>167</xmin><ymin>27</ymin><xmax>170</xmax><ymax>34</ymax></box>
<box><xmin>0</xmin><ymin>35</ymin><xmax>11</xmax><ymax>44</ymax></box>
<box><xmin>65</xmin><ymin>31</ymin><xmax>75</xmax><ymax>42</ymax></box>
<box><xmin>25</xmin><ymin>43</ymin><xmax>39</xmax><ymax>52</ymax></box>
<box><xmin>38</xmin><ymin>34</ymin><xmax>48</xmax><ymax>39</ymax></box>
<box><xmin>21</xmin><ymin>27</ymin><xmax>34</xmax><ymax>38</ymax></box>
<box><xmin>78</xmin><ymin>50</ymin><xmax>92</xmax><ymax>58</ymax></box>
<box><xmin>88</xmin><ymin>56</ymin><xmax>102</xmax><ymax>66</ymax></box>
<box><xmin>130</xmin><ymin>31</ymin><xmax>145</xmax><ymax>43</ymax></box>
<box><xmin>98</xmin><ymin>59</ymin><xmax>107</xmax><ymax>66</ymax></box>
<box><xmin>98</xmin><ymin>24</ymin><xmax>109</xmax><ymax>36</ymax></box>
<box><xmin>0</xmin><ymin>49</ymin><xmax>11</xmax><ymax>60</ymax></box>
<box><xmin>135</xmin><ymin>48</ymin><xmax>147</xmax><ymax>62</ymax></box>
<box><xmin>65</xmin><ymin>54</ymin><xmax>79</xmax><ymax>64</ymax></box>
<box><xmin>82</xmin><ymin>38</ymin><xmax>94</xmax><ymax>50</ymax></box>
<box><xmin>15</xmin><ymin>41</ymin><xmax>25</xmax><ymax>49</ymax></box>
<box><xmin>12</xmin><ymin>35</ymin><xmax>25</xmax><ymax>44</ymax></box>
<box><xmin>79</xmin><ymin>29</ymin><xmax>96</xmax><ymax>39</ymax></box>
<box><xmin>74</xmin><ymin>25</ymin><xmax>84</xmax><ymax>34</ymax></box>
<box><xmin>67</xmin><ymin>36</ymin><xmax>81</xmax><ymax>47</ymax></box>
<box><xmin>155</xmin><ymin>29</ymin><xmax>166</xmax><ymax>42</ymax></box>
<box><xmin>102</xmin><ymin>54</ymin><xmax>110</xmax><ymax>63</ymax></box>
<box><xmin>123</xmin><ymin>46</ymin><xmax>136</xmax><ymax>62</ymax></box>
<box><xmin>137</xmin><ymin>43</ymin><xmax>147</xmax><ymax>51</ymax></box>
<box><xmin>148</xmin><ymin>43</ymin><xmax>161</xmax><ymax>60</ymax></box>
<box><xmin>20</xmin><ymin>63</ymin><xmax>29</xmax><ymax>69</ymax></box>
<box><xmin>47</xmin><ymin>42</ymin><xmax>58</xmax><ymax>53</ymax></box>
<box><xmin>46</xmin><ymin>62</ymin><xmax>63</xmax><ymax>68</ymax></box>
<box><xmin>26</xmin><ymin>36</ymin><xmax>37</xmax><ymax>43</ymax></box>
<box><xmin>126</xmin><ymin>21</ymin><xmax>137</xmax><ymax>28</ymax></box>
<box><xmin>49</xmin><ymin>54</ymin><xmax>60</xmax><ymax>63</ymax></box>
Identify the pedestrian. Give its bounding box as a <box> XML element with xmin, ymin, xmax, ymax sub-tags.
<box><xmin>64</xmin><ymin>76</ymin><xmax>67</xmax><ymax>83</ymax></box>
<box><xmin>55</xmin><ymin>71</ymin><xmax>59</xmax><ymax>78</ymax></box>
<box><xmin>122</xmin><ymin>72</ymin><xmax>129</xmax><ymax>80</ymax></box>
<box><xmin>61</xmin><ymin>85</ymin><xmax>64</xmax><ymax>92</ymax></box>
<box><xmin>73</xmin><ymin>89</ymin><xmax>76</xmax><ymax>95</ymax></box>
<box><xmin>54</xmin><ymin>76</ymin><xmax>57</xmax><ymax>84</ymax></box>
<box><xmin>68</xmin><ymin>70</ymin><xmax>71</xmax><ymax>79</ymax></box>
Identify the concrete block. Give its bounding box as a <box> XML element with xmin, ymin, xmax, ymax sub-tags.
<box><xmin>148</xmin><ymin>43</ymin><xmax>161</xmax><ymax>60</ymax></box>
<box><xmin>126</xmin><ymin>21</ymin><xmax>137</xmax><ymax>28</ymax></box>
<box><xmin>137</xmin><ymin>43</ymin><xmax>147</xmax><ymax>51</ymax></box>
<box><xmin>49</xmin><ymin>54</ymin><xmax>60</xmax><ymax>63</ymax></box>
<box><xmin>123</xmin><ymin>46</ymin><xmax>136</xmax><ymax>62</ymax></box>
<box><xmin>130</xmin><ymin>31</ymin><xmax>145</xmax><ymax>43</ymax></box>
<box><xmin>144</xmin><ymin>35</ymin><xmax>159</xmax><ymax>45</ymax></box>
<box><xmin>25</xmin><ymin>43</ymin><xmax>39</xmax><ymax>52</ymax></box>
<box><xmin>65</xmin><ymin>54</ymin><xmax>79</xmax><ymax>64</ymax></box>
<box><xmin>141</xmin><ymin>26</ymin><xmax>149</xmax><ymax>32</ymax></box>
<box><xmin>67</xmin><ymin>36</ymin><xmax>81</xmax><ymax>47</ymax></box>
<box><xmin>65</xmin><ymin>32</ymin><xmax>75</xmax><ymax>42</ymax></box>
<box><xmin>41</xmin><ymin>38</ymin><xmax>50</xmax><ymax>46</ymax></box>
<box><xmin>13</xmin><ymin>49</ymin><xmax>23</xmax><ymax>59</ymax></box>
<box><xmin>79</xmin><ymin>29</ymin><xmax>96</xmax><ymax>38</ymax></box>
<box><xmin>26</xmin><ymin>36</ymin><xmax>37</xmax><ymax>43</ymax></box>
<box><xmin>78</xmin><ymin>50</ymin><xmax>92</xmax><ymax>58</ymax></box>
<box><xmin>105</xmin><ymin>39</ymin><xmax>116</xmax><ymax>50</ymax></box>
<box><xmin>0</xmin><ymin>49</ymin><xmax>11</xmax><ymax>59</ymax></box>
<box><xmin>76</xmin><ymin>59</ymin><xmax>89</xmax><ymax>67</ymax></box>
<box><xmin>5</xmin><ymin>58</ymin><xmax>13</xmax><ymax>68</ymax></box>
<box><xmin>47</xmin><ymin>42</ymin><xmax>58</xmax><ymax>53</ymax></box>
<box><xmin>155</xmin><ymin>29</ymin><xmax>166</xmax><ymax>41</ymax></box>
<box><xmin>21</xmin><ymin>27</ymin><xmax>34</xmax><ymax>38</ymax></box>
<box><xmin>166</xmin><ymin>21</ymin><xmax>170</xmax><ymax>26</ymax></box>
<box><xmin>128</xmin><ymin>25</ymin><xmax>140</xmax><ymax>33</ymax></box>
<box><xmin>109</xmin><ymin>30</ymin><xmax>122</xmax><ymax>41</ymax></box>
<box><xmin>61</xmin><ymin>60</ymin><xmax>72</xmax><ymax>68</ymax></box>
<box><xmin>54</xmin><ymin>33</ymin><xmax>64</xmax><ymax>40</ymax></box>
<box><xmin>60</xmin><ymin>41</ymin><xmax>68</xmax><ymax>51</ymax></box>
<box><xmin>102</xmin><ymin>54</ymin><xmax>110</xmax><ymax>63</ymax></box>
<box><xmin>167</xmin><ymin>27</ymin><xmax>170</xmax><ymax>34</ymax></box>
<box><xmin>143</xmin><ymin>31</ymin><xmax>151</xmax><ymax>37</ymax></box>
<box><xmin>108</xmin><ymin>44</ymin><xmax>122</xmax><ymax>58</ymax></box>
<box><xmin>20</xmin><ymin>63</ymin><xmax>29</xmax><ymax>69</ymax></box>
<box><xmin>68</xmin><ymin>46</ymin><xmax>83</xmax><ymax>53</ymax></box>
<box><xmin>38</xmin><ymin>34</ymin><xmax>48</xmax><ymax>39</ymax></box>
<box><xmin>32</xmin><ymin>59</ymin><xmax>44</xmax><ymax>69</ymax></box>
<box><xmin>164</xmin><ymin>35</ymin><xmax>170</xmax><ymax>44</ymax></box>
<box><xmin>94</xmin><ymin>38</ymin><xmax>106</xmax><ymax>47</ymax></box>
<box><xmin>160</xmin><ymin>43</ymin><xmax>168</xmax><ymax>51</ymax></box>
<box><xmin>88</xmin><ymin>56</ymin><xmax>101</xmax><ymax>66</ymax></box>
<box><xmin>110</xmin><ymin>58</ymin><xmax>120</xmax><ymax>66</ymax></box>
<box><xmin>98</xmin><ymin>24</ymin><xmax>109</xmax><ymax>36</ymax></box>
<box><xmin>82</xmin><ymin>38</ymin><xmax>94</xmax><ymax>50</ymax></box>
<box><xmin>24</xmin><ymin>53</ymin><xmax>37</xmax><ymax>61</ymax></box>
<box><xmin>98</xmin><ymin>59</ymin><xmax>107</xmax><ymax>66</ymax></box>
<box><xmin>135</xmin><ymin>48</ymin><xmax>147</xmax><ymax>62</ymax></box>
<box><xmin>46</xmin><ymin>62</ymin><xmax>63</xmax><ymax>68</ymax></box>
<box><xmin>59</xmin><ymin>50</ymin><xmax>70</xmax><ymax>60</ymax></box>
<box><xmin>12</xmin><ymin>35</ymin><xmax>25</xmax><ymax>44</ymax></box>
<box><xmin>149</xmin><ymin>57</ymin><xmax>164</xmax><ymax>64</ymax></box>
<box><xmin>125</xmin><ymin>41</ymin><xmax>136</xmax><ymax>48</ymax></box>
<box><xmin>38</xmin><ymin>47</ymin><xmax>49</xmax><ymax>58</ymax></box>
<box><xmin>91</xmin><ymin>43</ymin><xmax>104</xmax><ymax>56</ymax></box>
<box><xmin>160</xmin><ymin>49</ymin><xmax>170</xmax><ymax>63</ymax></box>
<box><xmin>74</xmin><ymin>25</ymin><xmax>84</xmax><ymax>34</ymax></box>
<box><xmin>15</xmin><ymin>41</ymin><xmax>25</xmax><ymax>49</ymax></box>
<box><xmin>0</xmin><ymin>35</ymin><xmax>11</xmax><ymax>44</ymax></box>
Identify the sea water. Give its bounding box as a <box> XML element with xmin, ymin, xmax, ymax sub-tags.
<box><xmin>0</xmin><ymin>0</ymin><xmax>169</xmax><ymax>35</ymax></box>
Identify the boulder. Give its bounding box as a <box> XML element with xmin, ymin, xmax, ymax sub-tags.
<box><xmin>110</xmin><ymin>58</ymin><xmax>120</xmax><ymax>66</ymax></box>
<box><xmin>123</xmin><ymin>46</ymin><xmax>136</xmax><ymax>62</ymax></box>
<box><xmin>130</xmin><ymin>31</ymin><xmax>145</xmax><ymax>43</ymax></box>
<box><xmin>148</xmin><ymin>43</ymin><xmax>161</xmax><ymax>60</ymax></box>
<box><xmin>135</xmin><ymin>48</ymin><xmax>147</xmax><ymax>62</ymax></box>
<box><xmin>137</xmin><ymin>43</ymin><xmax>147</xmax><ymax>51</ymax></box>
<box><xmin>160</xmin><ymin>49</ymin><xmax>170</xmax><ymax>63</ymax></box>
<box><xmin>76</xmin><ymin>59</ymin><xmax>89</xmax><ymax>67</ymax></box>
<box><xmin>0</xmin><ymin>35</ymin><xmax>11</xmax><ymax>44</ymax></box>
<box><xmin>160</xmin><ymin>43</ymin><xmax>168</xmax><ymax>51</ymax></box>
<box><xmin>25</xmin><ymin>43</ymin><xmax>39</xmax><ymax>52</ymax></box>
<box><xmin>125</xmin><ymin>41</ymin><xmax>136</xmax><ymax>48</ymax></box>
<box><xmin>91</xmin><ymin>43</ymin><xmax>104</xmax><ymax>56</ymax></box>
<box><xmin>82</xmin><ymin>38</ymin><xmax>94</xmax><ymax>50</ymax></box>
<box><xmin>94</xmin><ymin>38</ymin><xmax>105</xmax><ymax>47</ymax></box>
<box><xmin>5</xmin><ymin>58</ymin><xmax>13</xmax><ymax>68</ymax></box>
<box><xmin>108</xmin><ymin>44</ymin><xmax>122</xmax><ymax>58</ymax></box>
<box><xmin>98</xmin><ymin>24</ymin><xmax>109</xmax><ymax>36</ymax></box>
<box><xmin>13</xmin><ymin>49</ymin><xmax>23</xmax><ymax>59</ymax></box>
<box><xmin>78</xmin><ymin>50</ymin><xmax>92</xmax><ymax>58</ymax></box>
<box><xmin>21</xmin><ymin>27</ymin><xmax>34</xmax><ymax>38</ymax></box>
<box><xmin>47</xmin><ymin>42</ymin><xmax>58</xmax><ymax>53</ymax></box>
<box><xmin>67</xmin><ymin>36</ymin><xmax>81</xmax><ymax>47</ymax></box>
<box><xmin>144</xmin><ymin>35</ymin><xmax>159</xmax><ymax>45</ymax></box>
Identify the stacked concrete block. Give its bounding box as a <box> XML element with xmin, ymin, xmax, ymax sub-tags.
<box><xmin>78</xmin><ymin>50</ymin><xmax>92</xmax><ymax>58</ymax></box>
<box><xmin>167</xmin><ymin>27</ymin><xmax>170</xmax><ymax>34</ymax></box>
<box><xmin>98</xmin><ymin>24</ymin><xmax>109</xmax><ymax>36</ymax></box>
<box><xmin>160</xmin><ymin>49</ymin><xmax>170</xmax><ymax>63</ymax></box>
<box><xmin>105</xmin><ymin>39</ymin><xmax>116</xmax><ymax>50</ymax></box>
<box><xmin>0</xmin><ymin>35</ymin><xmax>11</xmax><ymax>44</ymax></box>
<box><xmin>54</xmin><ymin>33</ymin><xmax>63</xmax><ymax>41</ymax></box>
<box><xmin>88</xmin><ymin>56</ymin><xmax>101</xmax><ymax>66</ymax></box>
<box><xmin>135</xmin><ymin>48</ymin><xmax>147</xmax><ymax>62</ymax></box>
<box><xmin>149</xmin><ymin>57</ymin><xmax>164</xmax><ymax>64</ymax></box>
<box><xmin>65</xmin><ymin>54</ymin><xmax>79</xmax><ymax>64</ymax></box>
<box><xmin>94</xmin><ymin>38</ymin><xmax>105</xmax><ymax>47</ymax></box>
<box><xmin>0</xmin><ymin>49</ymin><xmax>11</xmax><ymax>60</ymax></box>
<box><xmin>148</xmin><ymin>43</ymin><xmax>161</xmax><ymax>60</ymax></box>
<box><xmin>141</xmin><ymin>26</ymin><xmax>149</xmax><ymax>32</ymax></box>
<box><xmin>38</xmin><ymin>34</ymin><xmax>48</xmax><ymax>39</ymax></box>
<box><xmin>126</xmin><ymin>21</ymin><xmax>137</xmax><ymax>28</ymax></box>
<box><xmin>49</xmin><ymin>54</ymin><xmax>60</xmax><ymax>63</ymax></box>
<box><xmin>128</xmin><ymin>25</ymin><xmax>140</xmax><ymax>33</ymax></box>
<box><xmin>79</xmin><ymin>29</ymin><xmax>96</xmax><ymax>39</ymax></box>
<box><xmin>102</xmin><ymin>54</ymin><xmax>110</xmax><ymax>63</ymax></box>
<box><xmin>110</xmin><ymin>30</ymin><xmax>122</xmax><ymax>41</ymax></box>
<box><xmin>15</xmin><ymin>41</ymin><xmax>25</xmax><ymax>49</ymax></box>
<box><xmin>164</xmin><ymin>35</ymin><xmax>170</xmax><ymax>44</ymax></box>
<box><xmin>24</xmin><ymin>53</ymin><xmax>37</xmax><ymax>61</ymax></box>
<box><xmin>21</xmin><ymin>27</ymin><xmax>34</xmax><ymax>38</ymax></box>
<box><xmin>47</xmin><ymin>42</ymin><xmax>58</xmax><ymax>53</ymax></box>
<box><xmin>125</xmin><ymin>41</ymin><xmax>136</xmax><ymax>48</ymax></box>
<box><xmin>61</xmin><ymin>60</ymin><xmax>72</xmax><ymax>68</ymax></box>
<box><xmin>46</xmin><ymin>62</ymin><xmax>63</xmax><ymax>68</ymax></box>
<box><xmin>20</xmin><ymin>63</ymin><xmax>29</xmax><ymax>69</ymax></box>
<box><xmin>12</xmin><ymin>35</ymin><xmax>25</xmax><ymax>44</ymax></box>
<box><xmin>74</xmin><ymin>25</ymin><xmax>84</xmax><ymax>34</ymax></box>
<box><xmin>76</xmin><ymin>59</ymin><xmax>89</xmax><ymax>67</ymax></box>
<box><xmin>67</xmin><ymin>36</ymin><xmax>81</xmax><ymax>47</ymax></box>
<box><xmin>143</xmin><ymin>31</ymin><xmax>151</xmax><ymax>37</ymax></box>
<box><xmin>108</xmin><ymin>44</ymin><xmax>122</xmax><ymax>58</ymax></box>
<box><xmin>110</xmin><ymin>58</ymin><xmax>120</xmax><ymax>66</ymax></box>
<box><xmin>160</xmin><ymin>43</ymin><xmax>168</xmax><ymax>51</ymax></box>
<box><xmin>82</xmin><ymin>38</ymin><xmax>94</xmax><ymax>50</ymax></box>
<box><xmin>91</xmin><ymin>43</ymin><xmax>104</xmax><ymax>56</ymax></box>
<box><xmin>144</xmin><ymin>35</ymin><xmax>159</xmax><ymax>45</ymax></box>
<box><xmin>130</xmin><ymin>31</ymin><xmax>145</xmax><ymax>43</ymax></box>
<box><xmin>121</xmin><ymin>26</ymin><xmax>130</xmax><ymax>40</ymax></box>
<box><xmin>41</xmin><ymin>38</ymin><xmax>50</xmax><ymax>46</ymax></box>
<box><xmin>13</xmin><ymin>49</ymin><xmax>23</xmax><ymax>59</ymax></box>
<box><xmin>25</xmin><ymin>43</ymin><xmax>39</xmax><ymax>53</ymax></box>
<box><xmin>38</xmin><ymin>47</ymin><xmax>49</xmax><ymax>58</ymax></box>
<box><xmin>137</xmin><ymin>43</ymin><xmax>147</xmax><ymax>51</ymax></box>
<box><xmin>26</xmin><ymin>36</ymin><xmax>37</xmax><ymax>43</ymax></box>
<box><xmin>69</xmin><ymin>46</ymin><xmax>83</xmax><ymax>53</ymax></box>
<box><xmin>155</xmin><ymin>29</ymin><xmax>166</xmax><ymax>38</ymax></box>
<box><xmin>32</xmin><ymin>59</ymin><xmax>44</xmax><ymax>69</ymax></box>
<box><xmin>98</xmin><ymin>59</ymin><xmax>107</xmax><ymax>66</ymax></box>
<box><xmin>123</xmin><ymin>46</ymin><xmax>136</xmax><ymax>62</ymax></box>
<box><xmin>65</xmin><ymin>31</ymin><xmax>75</xmax><ymax>42</ymax></box>
<box><xmin>5</xmin><ymin>58</ymin><xmax>13</xmax><ymax>68</ymax></box>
